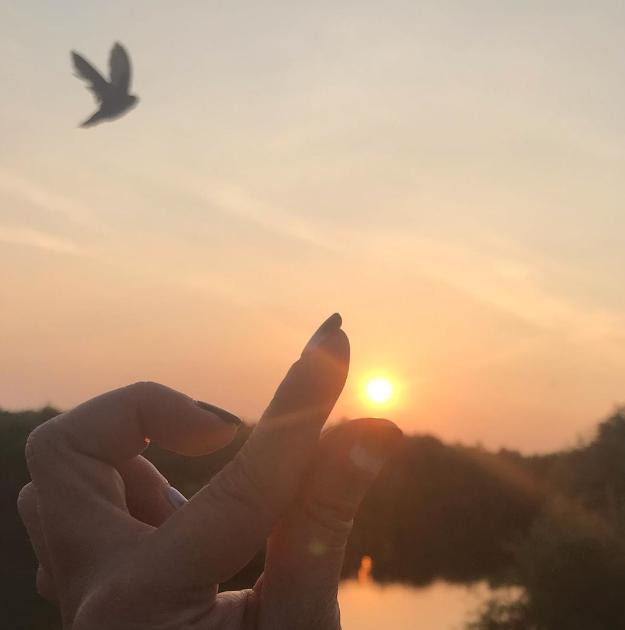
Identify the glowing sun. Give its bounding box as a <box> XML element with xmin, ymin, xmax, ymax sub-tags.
<box><xmin>365</xmin><ymin>377</ymin><xmax>394</xmax><ymax>404</ymax></box>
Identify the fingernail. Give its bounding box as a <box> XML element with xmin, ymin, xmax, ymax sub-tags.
<box><xmin>195</xmin><ymin>401</ymin><xmax>242</xmax><ymax>426</ymax></box>
<box><xmin>166</xmin><ymin>485</ymin><xmax>187</xmax><ymax>509</ymax></box>
<box><xmin>349</xmin><ymin>424</ymin><xmax>403</xmax><ymax>475</ymax></box>
<box><xmin>302</xmin><ymin>312</ymin><xmax>342</xmax><ymax>355</ymax></box>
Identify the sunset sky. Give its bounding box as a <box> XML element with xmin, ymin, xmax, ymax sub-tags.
<box><xmin>3</xmin><ymin>2</ymin><xmax>625</xmax><ymax>452</ymax></box>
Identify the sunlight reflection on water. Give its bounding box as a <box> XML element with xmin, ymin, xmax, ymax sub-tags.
<box><xmin>339</xmin><ymin>578</ymin><xmax>517</xmax><ymax>630</ymax></box>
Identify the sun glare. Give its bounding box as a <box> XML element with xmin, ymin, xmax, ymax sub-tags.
<box><xmin>365</xmin><ymin>377</ymin><xmax>394</xmax><ymax>405</ymax></box>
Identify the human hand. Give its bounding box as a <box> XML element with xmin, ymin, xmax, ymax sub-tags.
<box><xmin>18</xmin><ymin>314</ymin><xmax>402</xmax><ymax>629</ymax></box>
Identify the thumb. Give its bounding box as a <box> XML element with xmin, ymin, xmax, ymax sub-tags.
<box><xmin>259</xmin><ymin>418</ymin><xmax>403</xmax><ymax>630</ymax></box>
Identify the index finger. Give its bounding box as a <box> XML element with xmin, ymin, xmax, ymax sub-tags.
<box><xmin>149</xmin><ymin>314</ymin><xmax>350</xmax><ymax>588</ymax></box>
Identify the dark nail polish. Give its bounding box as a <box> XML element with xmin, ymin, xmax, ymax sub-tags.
<box><xmin>195</xmin><ymin>401</ymin><xmax>242</xmax><ymax>426</ymax></box>
<box><xmin>302</xmin><ymin>312</ymin><xmax>342</xmax><ymax>355</ymax></box>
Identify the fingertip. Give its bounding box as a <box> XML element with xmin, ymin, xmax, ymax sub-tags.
<box><xmin>177</xmin><ymin>414</ymin><xmax>240</xmax><ymax>456</ymax></box>
<box><xmin>358</xmin><ymin>418</ymin><xmax>404</xmax><ymax>454</ymax></box>
<box><xmin>304</xmin><ymin>326</ymin><xmax>350</xmax><ymax>382</ymax></box>
<box><xmin>300</xmin><ymin>314</ymin><xmax>350</xmax><ymax>373</ymax></box>
<box><xmin>319</xmin><ymin>417</ymin><xmax>403</xmax><ymax>469</ymax></box>
<box><xmin>149</xmin><ymin>397</ymin><xmax>241</xmax><ymax>456</ymax></box>
<box><xmin>324</xmin><ymin>327</ymin><xmax>350</xmax><ymax>364</ymax></box>
<box><xmin>348</xmin><ymin>420</ymin><xmax>403</xmax><ymax>475</ymax></box>
<box><xmin>263</xmin><ymin>327</ymin><xmax>350</xmax><ymax>428</ymax></box>
<box><xmin>301</xmin><ymin>313</ymin><xmax>343</xmax><ymax>356</ymax></box>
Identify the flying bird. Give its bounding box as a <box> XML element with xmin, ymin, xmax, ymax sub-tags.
<box><xmin>71</xmin><ymin>42</ymin><xmax>138</xmax><ymax>127</ymax></box>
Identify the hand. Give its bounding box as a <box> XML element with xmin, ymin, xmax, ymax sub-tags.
<box><xmin>18</xmin><ymin>315</ymin><xmax>402</xmax><ymax>629</ymax></box>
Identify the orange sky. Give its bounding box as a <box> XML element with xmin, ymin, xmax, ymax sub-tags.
<box><xmin>3</xmin><ymin>2</ymin><xmax>625</xmax><ymax>453</ymax></box>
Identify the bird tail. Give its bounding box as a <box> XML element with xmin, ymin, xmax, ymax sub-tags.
<box><xmin>79</xmin><ymin>111</ymin><xmax>104</xmax><ymax>128</ymax></box>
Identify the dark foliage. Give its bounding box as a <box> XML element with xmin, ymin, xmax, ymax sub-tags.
<box><xmin>471</xmin><ymin>409</ymin><xmax>625</xmax><ymax>629</ymax></box>
<box><xmin>0</xmin><ymin>407</ymin><xmax>63</xmax><ymax>629</ymax></box>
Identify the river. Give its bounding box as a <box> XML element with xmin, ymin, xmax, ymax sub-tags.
<box><xmin>339</xmin><ymin>575</ymin><xmax>517</xmax><ymax>629</ymax></box>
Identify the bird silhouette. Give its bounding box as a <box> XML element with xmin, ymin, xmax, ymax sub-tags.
<box><xmin>71</xmin><ymin>42</ymin><xmax>138</xmax><ymax>127</ymax></box>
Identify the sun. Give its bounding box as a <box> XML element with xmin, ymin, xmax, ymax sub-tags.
<box><xmin>365</xmin><ymin>377</ymin><xmax>394</xmax><ymax>405</ymax></box>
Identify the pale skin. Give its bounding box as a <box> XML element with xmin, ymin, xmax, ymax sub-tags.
<box><xmin>18</xmin><ymin>315</ymin><xmax>402</xmax><ymax>629</ymax></box>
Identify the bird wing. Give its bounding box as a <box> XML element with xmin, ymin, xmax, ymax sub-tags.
<box><xmin>109</xmin><ymin>42</ymin><xmax>132</xmax><ymax>93</ymax></box>
<box><xmin>71</xmin><ymin>51</ymin><xmax>108</xmax><ymax>102</ymax></box>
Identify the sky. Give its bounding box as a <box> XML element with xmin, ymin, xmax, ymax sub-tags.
<box><xmin>3</xmin><ymin>1</ymin><xmax>625</xmax><ymax>453</ymax></box>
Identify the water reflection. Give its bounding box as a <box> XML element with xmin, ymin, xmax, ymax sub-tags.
<box><xmin>339</xmin><ymin>576</ymin><xmax>518</xmax><ymax>630</ymax></box>
<box><xmin>357</xmin><ymin>555</ymin><xmax>373</xmax><ymax>584</ymax></box>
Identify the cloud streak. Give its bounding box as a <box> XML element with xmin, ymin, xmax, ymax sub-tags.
<box><xmin>180</xmin><ymin>174</ymin><xmax>339</xmax><ymax>253</ymax></box>
<box><xmin>0</xmin><ymin>224</ymin><xmax>81</xmax><ymax>255</ymax></box>
<box><xmin>0</xmin><ymin>170</ymin><xmax>108</xmax><ymax>233</ymax></box>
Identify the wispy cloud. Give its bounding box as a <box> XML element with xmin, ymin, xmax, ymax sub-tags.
<box><xmin>181</xmin><ymin>175</ymin><xmax>339</xmax><ymax>252</ymax></box>
<box><xmin>0</xmin><ymin>224</ymin><xmax>81</xmax><ymax>255</ymax></box>
<box><xmin>0</xmin><ymin>170</ymin><xmax>108</xmax><ymax>233</ymax></box>
<box><xmin>359</xmin><ymin>230</ymin><xmax>625</xmax><ymax>342</ymax></box>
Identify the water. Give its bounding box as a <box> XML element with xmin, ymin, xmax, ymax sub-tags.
<box><xmin>339</xmin><ymin>578</ymin><xmax>513</xmax><ymax>630</ymax></box>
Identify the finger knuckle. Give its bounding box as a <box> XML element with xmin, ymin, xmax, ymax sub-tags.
<box><xmin>123</xmin><ymin>381</ymin><xmax>170</xmax><ymax>413</ymax></box>
<box><xmin>209</xmin><ymin>449</ymin><xmax>277</xmax><ymax>528</ymax></box>
<box><xmin>127</xmin><ymin>380</ymin><xmax>165</xmax><ymax>397</ymax></box>
<box><xmin>35</xmin><ymin>576</ymin><xmax>48</xmax><ymax>599</ymax></box>
<box><xmin>304</xmin><ymin>494</ymin><xmax>356</xmax><ymax>542</ymax></box>
<box><xmin>16</xmin><ymin>483</ymin><xmax>35</xmax><ymax>520</ymax></box>
<box><xmin>35</xmin><ymin>567</ymin><xmax>57</xmax><ymax>603</ymax></box>
<box><xmin>24</xmin><ymin>421</ymin><xmax>58</xmax><ymax>471</ymax></box>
